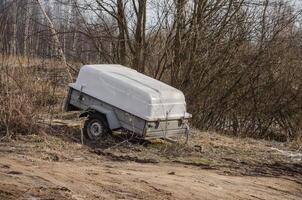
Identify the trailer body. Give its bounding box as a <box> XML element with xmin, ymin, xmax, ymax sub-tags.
<box><xmin>65</xmin><ymin>65</ymin><xmax>191</xmax><ymax>140</ymax></box>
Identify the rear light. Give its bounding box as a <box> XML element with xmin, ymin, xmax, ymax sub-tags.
<box><xmin>155</xmin><ymin>121</ymin><xmax>160</xmax><ymax>129</ymax></box>
<box><xmin>178</xmin><ymin>119</ymin><xmax>182</xmax><ymax>127</ymax></box>
<box><xmin>179</xmin><ymin>118</ymin><xmax>188</xmax><ymax>126</ymax></box>
<box><xmin>147</xmin><ymin>121</ymin><xmax>160</xmax><ymax>129</ymax></box>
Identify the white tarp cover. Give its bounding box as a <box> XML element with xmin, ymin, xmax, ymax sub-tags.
<box><xmin>70</xmin><ymin>64</ymin><xmax>191</xmax><ymax>120</ymax></box>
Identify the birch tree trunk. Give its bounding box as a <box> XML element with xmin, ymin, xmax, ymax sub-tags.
<box><xmin>36</xmin><ymin>0</ymin><xmax>73</xmax><ymax>81</ymax></box>
<box><xmin>70</xmin><ymin>0</ymin><xmax>78</xmax><ymax>58</ymax></box>
<box><xmin>10</xmin><ymin>0</ymin><xmax>17</xmax><ymax>55</ymax></box>
<box><xmin>23</xmin><ymin>0</ymin><xmax>32</xmax><ymax>56</ymax></box>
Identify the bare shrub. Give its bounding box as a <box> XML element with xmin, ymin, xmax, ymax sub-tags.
<box><xmin>0</xmin><ymin>56</ymin><xmax>55</xmax><ymax>137</ymax></box>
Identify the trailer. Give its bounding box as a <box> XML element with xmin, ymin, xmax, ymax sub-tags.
<box><xmin>64</xmin><ymin>65</ymin><xmax>192</xmax><ymax>143</ymax></box>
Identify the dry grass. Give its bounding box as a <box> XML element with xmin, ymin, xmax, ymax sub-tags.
<box><xmin>0</xmin><ymin>55</ymin><xmax>67</xmax><ymax>138</ymax></box>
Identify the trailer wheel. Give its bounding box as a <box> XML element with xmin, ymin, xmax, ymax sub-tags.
<box><xmin>83</xmin><ymin>113</ymin><xmax>110</xmax><ymax>141</ymax></box>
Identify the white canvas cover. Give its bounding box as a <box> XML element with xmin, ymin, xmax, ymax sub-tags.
<box><xmin>69</xmin><ymin>64</ymin><xmax>191</xmax><ymax>121</ymax></box>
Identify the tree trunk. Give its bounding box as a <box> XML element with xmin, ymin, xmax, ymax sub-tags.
<box><xmin>10</xmin><ymin>0</ymin><xmax>17</xmax><ymax>55</ymax></box>
<box><xmin>23</xmin><ymin>0</ymin><xmax>32</xmax><ymax>56</ymax></box>
<box><xmin>172</xmin><ymin>0</ymin><xmax>186</xmax><ymax>85</ymax></box>
<box><xmin>36</xmin><ymin>0</ymin><xmax>72</xmax><ymax>81</ymax></box>
<box><xmin>132</xmin><ymin>0</ymin><xmax>147</xmax><ymax>73</ymax></box>
<box><xmin>117</xmin><ymin>0</ymin><xmax>127</xmax><ymax>65</ymax></box>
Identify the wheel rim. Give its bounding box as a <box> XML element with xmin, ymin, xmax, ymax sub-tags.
<box><xmin>89</xmin><ymin>121</ymin><xmax>103</xmax><ymax>138</ymax></box>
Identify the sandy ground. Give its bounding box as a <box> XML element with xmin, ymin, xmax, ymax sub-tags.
<box><xmin>0</xmin><ymin>124</ymin><xmax>301</xmax><ymax>200</ymax></box>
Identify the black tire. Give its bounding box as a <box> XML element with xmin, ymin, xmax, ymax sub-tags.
<box><xmin>83</xmin><ymin>113</ymin><xmax>110</xmax><ymax>141</ymax></box>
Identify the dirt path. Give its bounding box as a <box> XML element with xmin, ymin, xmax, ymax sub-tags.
<box><xmin>0</xmin><ymin>151</ymin><xmax>301</xmax><ymax>200</ymax></box>
<box><xmin>0</xmin><ymin>127</ymin><xmax>301</xmax><ymax>200</ymax></box>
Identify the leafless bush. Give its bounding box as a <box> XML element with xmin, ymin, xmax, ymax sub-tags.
<box><xmin>0</xmin><ymin>56</ymin><xmax>57</xmax><ymax>137</ymax></box>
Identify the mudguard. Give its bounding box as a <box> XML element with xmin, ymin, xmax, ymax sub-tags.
<box><xmin>79</xmin><ymin>106</ymin><xmax>121</xmax><ymax>130</ymax></box>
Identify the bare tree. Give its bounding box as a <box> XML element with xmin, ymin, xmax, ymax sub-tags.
<box><xmin>36</xmin><ymin>0</ymin><xmax>72</xmax><ymax>81</ymax></box>
<box><xmin>117</xmin><ymin>0</ymin><xmax>127</xmax><ymax>65</ymax></box>
<box><xmin>23</xmin><ymin>0</ymin><xmax>32</xmax><ymax>56</ymax></box>
<box><xmin>10</xmin><ymin>0</ymin><xmax>17</xmax><ymax>55</ymax></box>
